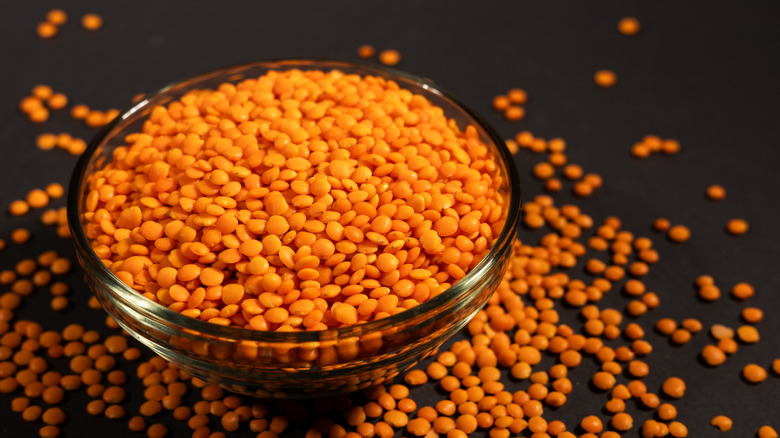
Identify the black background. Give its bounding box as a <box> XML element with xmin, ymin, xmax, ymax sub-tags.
<box><xmin>1</xmin><ymin>1</ymin><xmax>779</xmax><ymax>437</ymax></box>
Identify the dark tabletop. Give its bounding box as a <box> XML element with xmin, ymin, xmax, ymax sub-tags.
<box><xmin>1</xmin><ymin>1</ymin><xmax>779</xmax><ymax>437</ymax></box>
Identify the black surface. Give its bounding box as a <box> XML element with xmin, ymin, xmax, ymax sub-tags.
<box><xmin>1</xmin><ymin>1</ymin><xmax>779</xmax><ymax>437</ymax></box>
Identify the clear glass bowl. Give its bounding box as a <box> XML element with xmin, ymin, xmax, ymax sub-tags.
<box><xmin>68</xmin><ymin>59</ymin><xmax>522</xmax><ymax>398</ymax></box>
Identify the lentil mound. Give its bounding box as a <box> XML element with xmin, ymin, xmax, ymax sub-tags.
<box><xmin>82</xmin><ymin>68</ymin><xmax>507</xmax><ymax>331</ymax></box>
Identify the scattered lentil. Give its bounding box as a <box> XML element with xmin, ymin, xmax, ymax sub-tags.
<box><xmin>81</xmin><ymin>14</ymin><xmax>103</xmax><ymax>30</ymax></box>
<box><xmin>618</xmin><ymin>17</ymin><xmax>641</xmax><ymax>35</ymax></box>
<box><xmin>357</xmin><ymin>45</ymin><xmax>375</xmax><ymax>59</ymax></box>
<box><xmin>378</xmin><ymin>49</ymin><xmax>401</xmax><ymax>65</ymax></box>
<box><xmin>668</xmin><ymin>225</ymin><xmax>690</xmax><ymax>243</ymax></box>
<box><xmin>726</xmin><ymin>219</ymin><xmax>749</xmax><ymax>235</ymax></box>
<box><xmin>47</xmin><ymin>9</ymin><xmax>68</xmax><ymax>25</ymax></box>
<box><xmin>706</xmin><ymin>185</ymin><xmax>726</xmax><ymax>201</ymax></box>
<box><xmin>759</xmin><ymin>426</ymin><xmax>778</xmax><ymax>438</ymax></box>
<box><xmin>711</xmin><ymin>415</ymin><xmax>733</xmax><ymax>431</ymax></box>
<box><xmin>37</xmin><ymin>22</ymin><xmax>58</xmax><ymax>39</ymax></box>
<box><xmin>594</xmin><ymin>70</ymin><xmax>617</xmax><ymax>88</ymax></box>
<box><xmin>743</xmin><ymin>364</ymin><xmax>767</xmax><ymax>383</ymax></box>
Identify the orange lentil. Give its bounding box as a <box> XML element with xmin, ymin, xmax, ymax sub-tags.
<box><xmin>653</xmin><ymin>217</ymin><xmax>671</xmax><ymax>232</ymax></box>
<box><xmin>631</xmin><ymin>143</ymin><xmax>651</xmax><ymax>158</ymax></box>
<box><xmin>661</xmin><ymin>139</ymin><xmax>680</xmax><ymax>154</ymax></box>
<box><xmin>42</xmin><ymin>386</ymin><xmax>65</xmax><ymax>404</ymax></box>
<box><xmin>706</xmin><ymin>185</ymin><xmax>726</xmax><ymax>200</ymax></box>
<box><xmin>12</xmin><ymin>228</ymin><xmax>31</xmax><ymax>244</ymax></box>
<box><xmin>407</xmin><ymin>418</ymin><xmax>432</xmax><ymax>436</ymax></box>
<box><xmin>670</xmin><ymin>328</ymin><xmax>691</xmax><ymax>344</ymax></box>
<box><xmin>701</xmin><ymin>344</ymin><xmax>726</xmax><ymax>366</ymax></box>
<box><xmin>36</xmin><ymin>133</ymin><xmax>58</xmax><ymax>150</ymax></box>
<box><xmin>618</xmin><ymin>17</ymin><xmax>641</xmax><ymax>35</ymax></box>
<box><xmin>507</xmin><ymin>88</ymin><xmax>527</xmax><ymax>104</ymax></box>
<box><xmin>696</xmin><ymin>275</ymin><xmax>714</xmax><ymax>287</ymax></box>
<box><xmin>128</xmin><ymin>416</ymin><xmax>146</xmax><ymax>432</ymax></box>
<box><xmin>504</xmin><ymin>106</ymin><xmax>525</xmax><ymax>121</ymax></box>
<box><xmin>726</xmin><ymin>219</ymin><xmax>749</xmax><ymax>235</ymax></box>
<box><xmin>47</xmin><ymin>9</ymin><xmax>68</xmax><ymax>25</ymax></box>
<box><xmin>37</xmin><ymin>22</ymin><xmax>58</xmax><ymax>38</ymax></box>
<box><xmin>39</xmin><ymin>425</ymin><xmax>60</xmax><ymax>438</ymax></box>
<box><xmin>426</xmin><ymin>362</ymin><xmax>447</xmax><ymax>380</ymax></box>
<box><xmin>45</xmin><ymin>183</ymin><xmax>65</xmax><ymax>199</ymax></box>
<box><xmin>50</xmin><ymin>258</ymin><xmax>71</xmax><ymax>275</ymax></box>
<box><xmin>718</xmin><ymin>338</ymin><xmax>738</xmax><ymax>354</ymax></box>
<box><xmin>9</xmin><ymin>200</ymin><xmax>30</xmax><ymax>216</ymax></box>
<box><xmin>605</xmin><ymin>397</ymin><xmax>625</xmax><ymax>413</ymax></box>
<box><xmin>27</xmin><ymin>189</ymin><xmax>50</xmax><ymax>209</ymax></box>
<box><xmin>668</xmin><ymin>421</ymin><xmax>688</xmax><ymax>437</ymax></box>
<box><xmin>742</xmin><ymin>307</ymin><xmax>763</xmax><ymax>323</ymax></box>
<box><xmin>357</xmin><ymin>45</ymin><xmax>375</xmax><ymax>59</ymax></box>
<box><xmin>711</xmin><ymin>324</ymin><xmax>734</xmax><ymax>340</ymax></box>
<box><xmin>743</xmin><ymin>363</ymin><xmax>767</xmax><ymax>383</ymax></box>
<box><xmin>20</xmin><ymin>96</ymin><xmax>44</xmax><ymax>113</ymax></box>
<box><xmin>493</xmin><ymin>96</ymin><xmax>510</xmax><ymax>111</ymax></box>
<box><xmin>29</xmin><ymin>107</ymin><xmax>50</xmax><ymax>123</ymax></box>
<box><xmin>560</xmin><ymin>164</ymin><xmax>581</xmax><ymax>181</ymax></box>
<box><xmin>628</xmin><ymin>360</ymin><xmax>650</xmax><ymax>378</ymax></box>
<box><xmin>533</xmin><ymin>162</ymin><xmax>555</xmax><ymax>180</ymax></box>
<box><xmin>580</xmin><ymin>416</ymin><xmax>603</xmax><ymax>433</ymax></box>
<box><xmin>759</xmin><ymin>426</ymin><xmax>778</xmax><ymax>438</ymax></box>
<box><xmin>662</xmin><ymin>377</ymin><xmax>686</xmax><ymax>398</ymax></box>
<box><xmin>736</xmin><ymin>325</ymin><xmax>760</xmax><ymax>343</ymax></box>
<box><xmin>50</xmin><ymin>297</ymin><xmax>68</xmax><ymax>311</ymax></box>
<box><xmin>681</xmin><ymin>318</ymin><xmax>702</xmax><ymax>333</ymax></box>
<box><xmin>611</xmin><ymin>412</ymin><xmax>633</xmax><ymax>431</ymax></box>
<box><xmin>81</xmin><ymin>13</ymin><xmax>103</xmax><ymax>30</ymax></box>
<box><xmin>70</xmin><ymin>105</ymin><xmax>89</xmax><ymax>119</ymax></box>
<box><xmin>147</xmin><ymin>423</ymin><xmax>168</xmax><ymax>438</ymax></box>
<box><xmin>592</xmin><ymin>372</ymin><xmax>616</xmax><ymax>391</ymax></box>
<box><xmin>731</xmin><ymin>282</ymin><xmax>755</xmax><ymax>300</ymax></box>
<box><xmin>42</xmin><ymin>407</ymin><xmax>66</xmax><ymax>425</ymax></box>
<box><xmin>667</xmin><ymin>225</ymin><xmax>690</xmax><ymax>242</ymax></box>
<box><xmin>594</xmin><ymin>70</ymin><xmax>617</xmax><ymax>88</ymax></box>
<box><xmin>710</xmin><ymin>415</ymin><xmax>733</xmax><ymax>432</ymax></box>
<box><xmin>404</xmin><ymin>369</ymin><xmax>428</xmax><ymax>386</ymax></box>
<box><xmin>48</xmin><ymin>93</ymin><xmax>68</xmax><ymax>110</ymax></box>
<box><xmin>23</xmin><ymin>405</ymin><xmax>43</xmax><ymax>421</ymax></box>
<box><xmin>378</xmin><ymin>49</ymin><xmax>401</xmax><ymax>66</ymax></box>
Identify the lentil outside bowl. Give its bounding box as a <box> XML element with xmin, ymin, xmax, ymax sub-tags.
<box><xmin>68</xmin><ymin>59</ymin><xmax>522</xmax><ymax>398</ymax></box>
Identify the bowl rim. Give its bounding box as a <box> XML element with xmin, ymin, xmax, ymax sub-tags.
<box><xmin>67</xmin><ymin>58</ymin><xmax>522</xmax><ymax>343</ymax></box>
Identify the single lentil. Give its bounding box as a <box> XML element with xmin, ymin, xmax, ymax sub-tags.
<box><xmin>594</xmin><ymin>70</ymin><xmax>617</xmax><ymax>88</ymax></box>
<box><xmin>711</xmin><ymin>415</ymin><xmax>733</xmax><ymax>431</ymax></box>
<box><xmin>81</xmin><ymin>14</ymin><xmax>103</xmax><ymax>30</ymax></box>
<box><xmin>618</xmin><ymin>17</ymin><xmax>641</xmax><ymax>35</ymax></box>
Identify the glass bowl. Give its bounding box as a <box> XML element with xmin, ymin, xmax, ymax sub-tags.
<box><xmin>68</xmin><ymin>59</ymin><xmax>522</xmax><ymax>398</ymax></box>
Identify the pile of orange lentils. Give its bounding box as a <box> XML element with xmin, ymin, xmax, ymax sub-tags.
<box><xmin>81</xmin><ymin>68</ymin><xmax>507</xmax><ymax>330</ymax></box>
<box><xmin>0</xmin><ymin>10</ymin><xmax>776</xmax><ymax>438</ymax></box>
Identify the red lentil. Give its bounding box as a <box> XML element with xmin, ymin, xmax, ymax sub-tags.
<box><xmin>618</xmin><ymin>17</ymin><xmax>641</xmax><ymax>35</ymax></box>
<box><xmin>357</xmin><ymin>45</ymin><xmax>375</xmax><ymax>59</ymax></box>
<box><xmin>743</xmin><ymin>364</ymin><xmax>767</xmax><ymax>383</ymax></box>
<box><xmin>81</xmin><ymin>14</ymin><xmax>103</xmax><ymax>30</ymax></box>
<box><xmin>667</xmin><ymin>225</ymin><xmax>690</xmax><ymax>242</ymax></box>
<box><xmin>662</xmin><ymin>377</ymin><xmax>686</xmax><ymax>398</ymax></box>
<box><xmin>37</xmin><ymin>22</ymin><xmax>58</xmax><ymax>39</ymax></box>
<box><xmin>594</xmin><ymin>70</ymin><xmax>617</xmax><ymax>88</ymax></box>
<box><xmin>711</xmin><ymin>415</ymin><xmax>733</xmax><ymax>431</ymax></box>
<box><xmin>378</xmin><ymin>49</ymin><xmax>401</xmax><ymax>66</ymax></box>
<box><xmin>726</xmin><ymin>219</ymin><xmax>749</xmax><ymax>235</ymax></box>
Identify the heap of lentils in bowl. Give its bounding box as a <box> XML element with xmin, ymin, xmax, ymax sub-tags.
<box><xmin>82</xmin><ymin>68</ymin><xmax>507</xmax><ymax>332</ymax></box>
